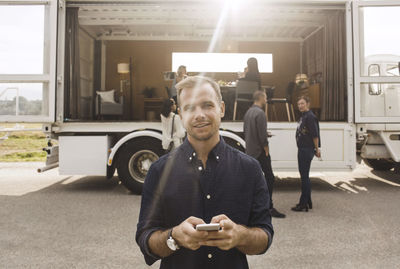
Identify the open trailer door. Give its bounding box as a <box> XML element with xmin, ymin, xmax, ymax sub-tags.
<box><xmin>353</xmin><ymin>0</ymin><xmax>400</xmax><ymax>123</ymax></box>
<box><xmin>0</xmin><ymin>0</ymin><xmax>58</xmax><ymax>123</ymax></box>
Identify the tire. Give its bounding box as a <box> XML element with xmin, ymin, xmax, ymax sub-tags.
<box><xmin>363</xmin><ymin>158</ymin><xmax>394</xmax><ymax>171</ymax></box>
<box><xmin>223</xmin><ymin>136</ymin><xmax>245</xmax><ymax>152</ymax></box>
<box><xmin>106</xmin><ymin>165</ymin><xmax>116</xmax><ymax>179</ymax></box>
<box><xmin>116</xmin><ymin>137</ymin><xmax>163</xmax><ymax>194</ymax></box>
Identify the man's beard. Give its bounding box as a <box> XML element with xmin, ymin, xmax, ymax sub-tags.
<box><xmin>187</xmin><ymin>128</ymin><xmax>217</xmax><ymax>142</ymax></box>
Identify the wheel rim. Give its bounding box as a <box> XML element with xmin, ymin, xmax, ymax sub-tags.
<box><xmin>128</xmin><ymin>149</ymin><xmax>159</xmax><ymax>183</ymax></box>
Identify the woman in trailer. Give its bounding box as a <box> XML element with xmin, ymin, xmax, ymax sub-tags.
<box><xmin>160</xmin><ymin>98</ymin><xmax>186</xmax><ymax>152</ymax></box>
<box><xmin>240</xmin><ymin>57</ymin><xmax>262</xmax><ymax>90</ymax></box>
<box><xmin>292</xmin><ymin>96</ymin><xmax>321</xmax><ymax>212</ymax></box>
<box><xmin>170</xmin><ymin>65</ymin><xmax>187</xmax><ymax>103</ymax></box>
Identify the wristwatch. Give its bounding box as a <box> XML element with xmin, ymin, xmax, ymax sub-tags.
<box><xmin>166</xmin><ymin>228</ymin><xmax>180</xmax><ymax>251</ymax></box>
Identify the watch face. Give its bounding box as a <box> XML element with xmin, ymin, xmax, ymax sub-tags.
<box><xmin>167</xmin><ymin>238</ymin><xmax>177</xmax><ymax>251</ymax></box>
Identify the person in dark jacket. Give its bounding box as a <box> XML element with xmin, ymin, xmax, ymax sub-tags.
<box><xmin>243</xmin><ymin>90</ymin><xmax>286</xmax><ymax>218</ymax></box>
<box><xmin>292</xmin><ymin>96</ymin><xmax>321</xmax><ymax>212</ymax></box>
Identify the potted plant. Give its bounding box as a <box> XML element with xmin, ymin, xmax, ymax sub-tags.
<box><xmin>142</xmin><ymin>86</ymin><xmax>156</xmax><ymax>98</ymax></box>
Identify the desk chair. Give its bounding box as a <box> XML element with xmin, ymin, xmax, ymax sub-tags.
<box><xmin>266</xmin><ymin>82</ymin><xmax>296</xmax><ymax>121</ymax></box>
<box><xmin>232</xmin><ymin>80</ymin><xmax>259</xmax><ymax>120</ymax></box>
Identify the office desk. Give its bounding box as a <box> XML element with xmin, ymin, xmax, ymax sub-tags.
<box><xmin>220</xmin><ymin>86</ymin><xmax>236</xmax><ymax>120</ymax></box>
<box><xmin>220</xmin><ymin>85</ymin><xmax>271</xmax><ymax>121</ymax></box>
<box><xmin>144</xmin><ymin>98</ymin><xmax>163</xmax><ymax>121</ymax></box>
<box><xmin>292</xmin><ymin>83</ymin><xmax>321</xmax><ymax>116</ymax></box>
<box><xmin>301</xmin><ymin>84</ymin><xmax>320</xmax><ymax>109</ymax></box>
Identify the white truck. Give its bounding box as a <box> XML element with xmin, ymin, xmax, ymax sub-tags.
<box><xmin>1</xmin><ymin>0</ymin><xmax>399</xmax><ymax>194</ymax></box>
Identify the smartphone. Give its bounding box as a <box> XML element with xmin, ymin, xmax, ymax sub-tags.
<box><xmin>195</xmin><ymin>223</ymin><xmax>220</xmax><ymax>231</ymax></box>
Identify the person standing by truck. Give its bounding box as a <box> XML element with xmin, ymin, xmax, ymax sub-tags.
<box><xmin>160</xmin><ymin>98</ymin><xmax>186</xmax><ymax>152</ymax></box>
<box><xmin>292</xmin><ymin>96</ymin><xmax>321</xmax><ymax>212</ymax></box>
<box><xmin>243</xmin><ymin>90</ymin><xmax>286</xmax><ymax>218</ymax></box>
<box><xmin>169</xmin><ymin>65</ymin><xmax>187</xmax><ymax>103</ymax></box>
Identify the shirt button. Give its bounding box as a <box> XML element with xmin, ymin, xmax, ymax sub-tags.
<box><xmin>216</xmin><ymin>156</ymin><xmax>219</xmax><ymax>160</ymax></box>
<box><xmin>198</xmin><ymin>166</ymin><xmax>203</xmax><ymax>171</ymax></box>
<box><xmin>189</xmin><ymin>157</ymin><xmax>192</xmax><ymax>161</ymax></box>
<box><xmin>192</xmin><ymin>152</ymin><xmax>196</xmax><ymax>156</ymax></box>
<box><xmin>208</xmin><ymin>253</ymin><xmax>212</xmax><ymax>259</ymax></box>
<box><xmin>206</xmin><ymin>194</ymin><xmax>211</xmax><ymax>199</ymax></box>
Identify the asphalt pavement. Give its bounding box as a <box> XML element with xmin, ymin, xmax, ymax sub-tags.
<box><xmin>0</xmin><ymin>162</ymin><xmax>399</xmax><ymax>268</ymax></box>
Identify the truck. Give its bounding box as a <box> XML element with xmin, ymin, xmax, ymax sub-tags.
<box><xmin>1</xmin><ymin>0</ymin><xmax>399</xmax><ymax>194</ymax></box>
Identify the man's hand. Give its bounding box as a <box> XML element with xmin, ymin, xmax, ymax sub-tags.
<box><xmin>315</xmin><ymin>148</ymin><xmax>321</xmax><ymax>158</ymax></box>
<box><xmin>199</xmin><ymin>214</ymin><xmax>243</xmax><ymax>251</ymax></box>
<box><xmin>173</xmin><ymin>216</ymin><xmax>208</xmax><ymax>250</ymax></box>
<box><xmin>264</xmin><ymin>145</ymin><xmax>269</xmax><ymax>157</ymax></box>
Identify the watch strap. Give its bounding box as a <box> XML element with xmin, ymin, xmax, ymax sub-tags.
<box><xmin>167</xmin><ymin>228</ymin><xmax>180</xmax><ymax>250</ymax></box>
<box><xmin>168</xmin><ymin>228</ymin><xmax>173</xmax><ymax>239</ymax></box>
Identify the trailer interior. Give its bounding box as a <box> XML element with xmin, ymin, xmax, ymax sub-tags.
<box><xmin>63</xmin><ymin>0</ymin><xmax>348</xmax><ymax>123</ymax></box>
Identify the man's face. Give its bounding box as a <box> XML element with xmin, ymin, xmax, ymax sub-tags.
<box><xmin>179</xmin><ymin>83</ymin><xmax>225</xmax><ymax>142</ymax></box>
<box><xmin>297</xmin><ymin>99</ymin><xmax>309</xmax><ymax>112</ymax></box>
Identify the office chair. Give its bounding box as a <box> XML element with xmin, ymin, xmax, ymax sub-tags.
<box><xmin>265</xmin><ymin>82</ymin><xmax>296</xmax><ymax>121</ymax></box>
<box><xmin>232</xmin><ymin>80</ymin><xmax>259</xmax><ymax>120</ymax></box>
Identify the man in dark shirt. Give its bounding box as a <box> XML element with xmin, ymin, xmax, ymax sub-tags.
<box><xmin>243</xmin><ymin>91</ymin><xmax>286</xmax><ymax>218</ymax></box>
<box><xmin>136</xmin><ymin>76</ymin><xmax>273</xmax><ymax>268</ymax></box>
<box><xmin>292</xmin><ymin>96</ymin><xmax>321</xmax><ymax>212</ymax></box>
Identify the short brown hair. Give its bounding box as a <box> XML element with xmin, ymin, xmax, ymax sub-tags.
<box><xmin>175</xmin><ymin>76</ymin><xmax>222</xmax><ymax>106</ymax></box>
<box><xmin>297</xmin><ymin>95</ymin><xmax>310</xmax><ymax>103</ymax></box>
<box><xmin>253</xmin><ymin>90</ymin><xmax>266</xmax><ymax>102</ymax></box>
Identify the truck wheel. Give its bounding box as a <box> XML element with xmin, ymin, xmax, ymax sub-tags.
<box><xmin>223</xmin><ymin>137</ymin><xmax>245</xmax><ymax>152</ymax></box>
<box><xmin>363</xmin><ymin>158</ymin><xmax>394</xmax><ymax>171</ymax></box>
<box><xmin>116</xmin><ymin>138</ymin><xmax>163</xmax><ymax>194</ymax></box>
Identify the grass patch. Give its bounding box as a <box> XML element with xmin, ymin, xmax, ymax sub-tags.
<box><xmin>0</xmin><ymin>151</ymin><xmax>46</xmax><ymax>162</ymax></box>
<box><xmin>0</xmin><ymin>123</ymin><xmax>47</xmax><ymax>162</ymax></box>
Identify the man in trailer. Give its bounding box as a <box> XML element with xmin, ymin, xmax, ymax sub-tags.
<box><xmin>136</xmin><ymin>76</ymin><xmax>273</xmax><ymax>269</ymax></box>
<box><xmin>243</xmin><ymin>91</ymin><xmax>286</xmax><ymax>218</ymax></box>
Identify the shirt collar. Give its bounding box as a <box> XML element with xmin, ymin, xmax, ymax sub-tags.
<box><xmin>251</xmin><ymin>104</ymin><xmax>263</xmax><ymax>111</ymax></box>
<box><xmin>180</xmin><ymin>136</ymin><xmax>226</xmax><ymax>163</ymax></box>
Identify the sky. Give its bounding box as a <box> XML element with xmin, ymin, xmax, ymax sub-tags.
<box><xmin>363</xmin><ymin>7</ymin><xmax>400</xmax><ymax>57</ymax></box>
<box><xmin>0</xmin><ymin>6</ymin><xmax>44</xmax><ymax>101</ymax></box>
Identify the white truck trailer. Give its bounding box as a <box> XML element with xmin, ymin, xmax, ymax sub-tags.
<box><xmin>1</xmin><ymin>0</ymin><xmax>399</xmax><ymax>194</ymax></box>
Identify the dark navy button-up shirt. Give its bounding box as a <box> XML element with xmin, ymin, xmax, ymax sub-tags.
<box><xmin>136</xmin><ymin>137</ymin><xmax>273</xmax><ymax>269</ymax></box>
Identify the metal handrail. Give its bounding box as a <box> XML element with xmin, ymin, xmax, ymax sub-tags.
<box><xmin>0</xmin><ymin>87</ymin><xmax>20</xmax><ymax>116</ymax></box>
<box><xmin>0</xmin><ymin>123</ymin><xmax>42</xmax><ymax>144</ymax></box>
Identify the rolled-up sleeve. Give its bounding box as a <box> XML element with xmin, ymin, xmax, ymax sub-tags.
<box><xmin>247</xmin><ymin>160</ymin><xmax>274</xmax><ymax>253</ymax></box>
<box><xmin>136</xmin><ymin>162</ymin><xmax>165</xmax><ymax>265</ymax></box>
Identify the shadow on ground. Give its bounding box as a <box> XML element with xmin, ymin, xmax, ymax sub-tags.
<box><xmin>14</xmin><ymin>167</ymin><xmax>400</xmax><ymax>197</ymax></box>
<box><xmin>34</xmin><ymin>175</ymin><xmax>132</xmax><ymax>195</ymax></box>
<box><xmin>274</xmin><ymin>177</ymin><xmax>338</xmax><ymax>192</ymax></box>
<box><xmin>275</xmin><ymin>171</ymin><xmax>400</xmax><ymax>195</ymax></box>
<box><xmin>371</xmin><ymin>169</ymin><xmax>400</xmax><ymax>184</ymax></box>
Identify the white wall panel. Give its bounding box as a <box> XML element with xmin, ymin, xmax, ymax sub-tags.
<box><xmin>59</xmin><ymin>136</ymin><xmax>110</xmax><ymax>175</ymax></box>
